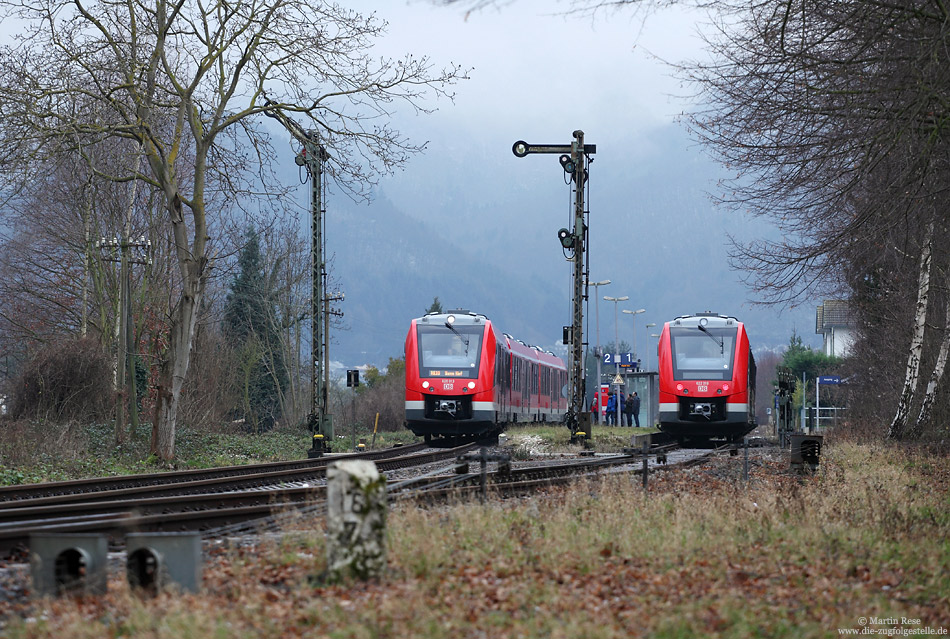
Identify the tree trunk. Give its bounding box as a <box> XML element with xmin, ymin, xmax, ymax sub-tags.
<box><xmin>887</xmin><ymin>221</ymin><xmax>934</xmax><ymax>440</ymax></box>
<box><xmin>151</xmin><ymin>275</ymin><xmax>203</xmax><ymax>461</ymax></box>
<box><xmin>912</xmin><ymin>290</ymin><xmax>950</xmax><ymax>436</ymax></box>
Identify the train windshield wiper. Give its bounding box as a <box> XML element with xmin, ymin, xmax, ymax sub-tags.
<box><xmin>698</xmin><ymin>324</ymin><xmax>724</xmax><ymax>354</ymax></box>
<box><xmin>445</xmin><ymin>322</ymin><xmax>471</xmax><ymax>354</ymax></box>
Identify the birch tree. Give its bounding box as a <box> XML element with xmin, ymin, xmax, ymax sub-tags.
<box><xmin>0</xmin><ymin>0</ymin><xmax>466</xmax><ymax>460</ymax></box>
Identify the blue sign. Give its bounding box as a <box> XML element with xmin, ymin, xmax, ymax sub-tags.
<box><xmin>603</xmin><ymin>353</ymin><xmax>640</xmax><ymax>370</ymax></box>
<box><xmin>818</xmin><ymin>375</ymin><xmax>841</xmax><ymax>385</ymax></box>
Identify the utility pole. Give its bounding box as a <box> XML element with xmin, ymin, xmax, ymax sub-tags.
<box><xmin>513</xmin><ymin>131</ymin><xmax>596</xmax><ymax>440</ymax></box>
<box><xmin>324</xmin><ymin>288</ymin><xmax>345</xmax><ymax>426</ymax></box>
<box><xmin>263</xmin><ymin>101</ymin><xmax>335</xmax><ymax>456</ymax></box>
<box><xmin>98</xmin><ymin>234</ymin><xmax>150</xmax><ymax>443</ymax></box>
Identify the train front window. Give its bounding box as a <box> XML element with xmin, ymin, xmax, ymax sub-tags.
<box><xmin>670</xmin><ymin>326</ymin><xmax>737</xmax><ymax>381</ymax></box>
<box><xmin>417</xmin><ymin>324</ymin><xmax>483</xmax><ymax>378</ymax></box>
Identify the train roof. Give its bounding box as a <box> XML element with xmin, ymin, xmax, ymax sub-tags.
<box><xmin>415</xmin><ymin>309</ymin><xmax>490</xmax><ymax>325</ymax></box>
<box><xmin>668</xmin><ymin>312</ymin><xmax>743</xmax><ymax>328</ymax></box>
<box><xmin>412</xmin><ymin>310</ymin><xmax>564</xmax><ymax>367</ymax></box>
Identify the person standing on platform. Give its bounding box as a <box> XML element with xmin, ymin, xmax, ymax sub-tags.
<box><xmin>623</xmin><ymin>391</ymin><xmax>634</xmax><ymax>426</ymax></box>
<box><xmin>630</xmin><ymin>391</ymin><xmax>641</xmax><ymax>428</ymax></box>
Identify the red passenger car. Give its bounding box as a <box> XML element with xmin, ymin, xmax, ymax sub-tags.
<box><xmin>657</xmin><ymin>312</ymin><xmax>756</xmax><ymax>443</ymax></box>
<box><xmin>404</xmin><ymin>310</ymin><xmax>567</xmax><ymax>440</ymax></box>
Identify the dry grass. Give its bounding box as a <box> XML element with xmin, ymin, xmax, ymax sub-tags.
<box><xmin>2</xmin><ymin>442</ymin><xmax>948</xmax><ymax>638</ymax></box>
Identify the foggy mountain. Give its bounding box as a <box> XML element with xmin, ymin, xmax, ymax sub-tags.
<box><xmin>321</xmin><ymin>123</ymin><xmax>817</xmax><ymax>369</ymax></box>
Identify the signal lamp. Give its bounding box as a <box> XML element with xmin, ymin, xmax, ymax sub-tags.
<box><xmin>558</xmin><ymin>154</ymin><xmax>575</xmax><ymax>174</ymax></box>
<box><xmin>557</xmin><ymin>228</ymin><xmax>574</xmax><ymax>249</ymax></box>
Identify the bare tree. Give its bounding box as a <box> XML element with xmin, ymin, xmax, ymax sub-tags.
<box><xmin>0</xmin><ymin>0</ymin><xmax>467</xmax><ymax>460</ymax></box>
<box><xmin>683</xmin><ymin>0</ymin><xmax>950</xmax><ymax>438</ymax></box>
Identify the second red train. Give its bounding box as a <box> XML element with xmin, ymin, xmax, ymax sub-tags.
<box><xmin>404</xmin><ymin>310</ymin><xmax>567</xmax><ymax>441</ymax></box>
<box><xmin>656</xmin><ymin>312</ymin><xmax>757</xmax><ymax>443</ymax></box>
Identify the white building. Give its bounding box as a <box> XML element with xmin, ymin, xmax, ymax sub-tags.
<box><xmin>816</xmin><ymin>300</ymin><xmax>854</xmax><ymax>357</ymax></box>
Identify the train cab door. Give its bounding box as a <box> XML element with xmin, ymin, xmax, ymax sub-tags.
<box><xmin>496</xmin><ymin>343</ymin><xmax>508</xmax><ymax>423</ymax></box>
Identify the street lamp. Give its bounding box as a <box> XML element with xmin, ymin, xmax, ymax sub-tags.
<box><xmin>605</xmin><ymin>295</ymin><xmax>628</xmax><ymax>426</ymax></box>
<box><xmin>622</xmin><ymin>308</ymin><xmax>646</xmax><ymax>363</ymax></box>
<box><xmin>586</xmin><ymin>279</ymin><xmax>611</xmax><ymax>423</ymax></box>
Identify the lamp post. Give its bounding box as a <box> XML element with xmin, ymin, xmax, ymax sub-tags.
<box><xmin>587</xmin><ymin>279</ymin><xmax>611</xmax><ymax>423</ymax></box>
<box><xmin>605</xmin><ymin>295</ymin><xmax>628</xmax><ymax>426</ymax></box>
<box><xmin>622</xmin><ymin>308</ymin><xmax>647</xmax><ymax>366</ymax></box>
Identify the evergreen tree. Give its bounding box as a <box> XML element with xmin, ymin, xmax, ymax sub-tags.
<box><xmin>426</xmin><ymin>297</ymin><xmax>443</xmax><ymax>314</ymax></box>
<box><xmin>224</xmin><ymin>226</ymin><xmax>289</xmax><ymax>431</ymax></box>
<box><xmin>780</xmin><ymin>331</ymin><xmax>838</xmax><ymax>382</ymax></box>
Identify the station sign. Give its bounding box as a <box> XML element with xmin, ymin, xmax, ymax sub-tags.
<box><xmin>603</xmin><ymin>353</ymin><xmax>635</xmax><ymax>366</ymax></box>
<box><xmin>818</xmin><ymin>375</ymin><xmax>841</xmax><ymax>385</ymax></box>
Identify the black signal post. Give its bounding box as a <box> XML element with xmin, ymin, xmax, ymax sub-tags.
<box><xmin>264</xmin><ymin>100</ymin><xmax>335</xmax><ymax>457</ymax></box>
<box><xmin>512</xmin><ymin>131</ymin><xmax>596</xmax><ymax>440</ymax></box>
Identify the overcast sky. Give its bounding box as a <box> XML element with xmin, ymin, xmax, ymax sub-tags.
<box><xmin>334</xmin><ymin>1</ymin><xmax>820</xmax><ymax>354</ymax></box>
<box><xmin>354</xmin><ymin>0</ymin><xmax>708</xmax><ymax>140</ymax></box>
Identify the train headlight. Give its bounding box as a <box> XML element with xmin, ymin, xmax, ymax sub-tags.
<box><xmin>446</xmin><ymin>314</ymin><xmax>456</xmax><ymax>325</ymax></box>
<box><xmin>468</xmin><ymin>382</ymin><xmax>476</xmax><ymax>390</ymax></box>
<box><xmin>676</xmin><ymin>383</ymin><xmax>684</xmax><ymax>392</ymax></box>
<box><xmin>422</xmin><ymin>381</ymin><xmax>429</xmax><ymax>389</ymax></box>
<box><xmin>722</xmin><ymin>383</ymin><xmax>729</xmax><ymax>391</ymax></box>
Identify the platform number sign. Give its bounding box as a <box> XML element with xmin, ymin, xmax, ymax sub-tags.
<box><xmin>347</xmin><ymin>369</ymin><xmax>360</xmax><ymax>387</ymax></box>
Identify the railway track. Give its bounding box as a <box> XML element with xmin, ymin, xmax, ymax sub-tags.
<box><xmin>0</xmin><ymin>441</ymin><xmax>431</xmax><ymax>504</ymax></box>
<box><xmin>0</xmin><ymin>442</ymin><xmax>479</xmax><ymax>557</ymax></box>
<box><xmin>390</xmin><ymin>442</ymin><xmax>727</xmax><ymax>500</ymax></box>
<box><xmin>0</xmin><ymin>441</ymin><xmax>730</xmax><ymax>559</ymax></box>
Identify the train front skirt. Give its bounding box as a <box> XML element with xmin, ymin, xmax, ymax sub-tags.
<box><xmin>658</xmin><ymin>401</ymin><xmax>755</xmax><ymax>442</ymax></box>
<box><xmin>405</xmin><ymin>399</ymin><xmax>497</xmax><ymax>436</ymax></box>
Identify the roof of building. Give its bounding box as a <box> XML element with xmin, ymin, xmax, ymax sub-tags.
<box><xmin>816</xmin><ymin>300</ymin><xmax>853</xmax><ymax>333</ymax></box>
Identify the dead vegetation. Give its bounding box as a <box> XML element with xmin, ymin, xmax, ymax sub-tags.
<box><xmin>0</xmin><ymin>441</ymin><xmax>947</xmax><ymax>638</ymax></box>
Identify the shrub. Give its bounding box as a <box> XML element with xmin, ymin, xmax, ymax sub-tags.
<box><xmin>10</xmin><ymin>337</ymin><xmax>113</xmax><ymax>422</ymax></box>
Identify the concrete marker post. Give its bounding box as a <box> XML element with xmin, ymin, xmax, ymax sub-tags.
<box><xmin>326</xmin><ymin>460</ymin><xmax>387</xmax><ymax>582</ymax></box>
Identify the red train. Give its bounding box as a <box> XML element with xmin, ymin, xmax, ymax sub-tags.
<box><xmin>657</xmin><ymin>312</ymin><xmax>757</xmax><ymax>443</ymax></box>
<box><xmin>404</xmin><ymin>310</ymin><xmax>568</xmax><ymax>440</ymax></box>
